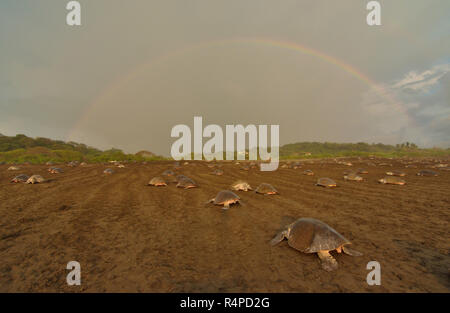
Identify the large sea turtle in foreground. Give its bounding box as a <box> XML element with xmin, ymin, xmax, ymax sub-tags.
<box><xmin>255</xmin><ymin>183</ymin><xmax>278</xmax><ymax>195</ymax></box>
<box><xmin>26</xmin><ymin>175</ymin><xmax>45</xmax><ymax>184</ymax></box>
<box><xmin>11</xmin><ymin>174</ymin><xmax>29</xmax><ymax>183</ymax></box>
<box><xmin>148</xmin><ymin>176</ymin><xmax>167</xmax><ymax>187</ymax></box>
<box><xmin>231</xmin><ymin>180</ymin><xmax>252</xmax><ymax>191</ymax></box>
<box><xmin>316</xmin><ymin>177</ymin><xmax>337</xmax><ymax>187</ymax></box>
<box><xmin>378</xmin><ymin>176</ymin><xmax>405</xmax><ymax>185</ymax></box>
<box><xmin>208</xmin><ymin>190</ymin><xmax>240</xmax><ymax>209</ymax></box>
<box><xmin>270</xmin><ymin>218</ymin><xmax>363</xmax><ymax>271</ymax></box>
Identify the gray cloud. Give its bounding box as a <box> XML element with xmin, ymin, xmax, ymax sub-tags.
<box><xmin>1</xmin><ymin>0</ymin><xmax>449</xmax><ymax>154</ymax></box>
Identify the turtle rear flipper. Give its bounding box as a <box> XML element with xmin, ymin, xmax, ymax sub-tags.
<box><xmin>342</xmin><ymin>245</ymin><xmax>363</xmax><ymax>256</ymax></box>
<box><xmin>270</xmin><ymin>230</ymin><xmax>287</xmax><ymax>246</ymax></box>
<box><xmin>317</xmin><ymin>251</ymin><xmax>338</xmax><ymax>272</ymax></box>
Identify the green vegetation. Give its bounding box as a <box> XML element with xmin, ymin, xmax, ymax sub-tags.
<box><xmin>1</xmin><ymin>134</ymin><xmax>448</xmax><ymax>164</ymax></box>
<box><xmin>280</xmin><ymin>142</ymin><xmax>450</xmax><ymax>159</ymax></box>
<box><xmin>0</xmin><ymin>134</ymin><xmax>166</xmax><ymax>164</ymax></box>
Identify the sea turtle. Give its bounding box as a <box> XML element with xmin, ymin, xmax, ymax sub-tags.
<box><xmin>7</xmin><ymin>166</ymin><xmax>20</xmax><ymax>171</ymax></box>
<box><xmin>208</xmin><ymin>190</ymin><xmax>240</xmax><ymax>209</ymax></box>
<box><xmin>270</xmin><ymin>217</ymin><xmax>363</xmax><ymax>271</ymax></box>
<box><xmin>344</xmin><ymin>172</ymin><xmax>363</xmax><ymax>181</ymax></box>
<box><xmin>303</xmin><ymin>170</ymin><xmax>314</xmax><ymax>176</ymax></box>
<box><xmin>378</xmin><ymin>176</ymin><xmax>405</xmax><ymax>185</ymax></box>
<box><xmin>67</xmin><ymin>161</ymin><xmax>79</xmax><ymax>167</ymax></box>
<box><xmin>357</xmin><ymin>168</ymin><xmax>368</xmax><ymax>174</ymax></box>
<box><xmin>241</xmin><ymin>165</ymin><xmax>250</xmax><ymax>171</ymax></box>
<box><xmin>212</xmin><ymin>168</ymin><xmax>224</xmax><ymax>176</ymax></box>
<box><xmin>104</xmin><ymin>168</ymin><xmax>114</xmax><ymax>175</ymax></box>
<box><xmin>417</xmin><ymin>170</ymin><xmax>438</xmax><ymax>177</ymax></box>
<box><xmin>148</xmin><ymin>176</ymin><xmax>167</xmax><ymax>187</ymax></box>
<box><xmin>46</xmin><ymin>161</ymin><xmax>54</xmax><ymax>166</ymax></box>
<box><xmin>26</xmin><ymin>175</ymin><xmax>45</xmax><ymax>184</ymax></box>
<box><xmin>316</xmin><ymin>178</ymin><xmax>337</xmax><ymax>187</ymax></box>
<box><xmin>231</xmin><ymin>180</ymin><xmax>252</xmax><ymax>191</ymax></box>
<box><xmin>386</xmin><ymin>170</ymin><xmax>406</xmax><ymax>177</ymax></box>
<box><xmin>49</xmin><ymin>167</ymin><xmax>63</xmax><ymax>174</ymax></box>
<box><xmin>117</xmin><ymin>164</ymin><xmax>125</xmax><ymax>168</ymax></box>
<box><xmin>176</xmin><ymin>176</ymin><xmax>197</xmax><ymax>189</ymax></box>
<box><xmin>162</xmin><ymin>169</ymin><xmax>175</xmax><ymax>176</ymax></box>
<box><xmin>11</xmin><ymin>174</ymin><xmax>29</xmax><ymax>183</ymax></box>
<box><xmin>255</xmin><ymin>183</ymin><xmax>278</xmax><ymax>195</ymax></box>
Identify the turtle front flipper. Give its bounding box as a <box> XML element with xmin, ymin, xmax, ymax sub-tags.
<box><xmin>317</xmin><ymin>251</ymin><xmax>338</xmax><ymax>272</ymax></box>
<box><xmin>270</xmin><ymin>230</ymin><xmax>287</xmax><ymax>246</ymax></box>
<box><xmin>342</xmin><ymin>245</ymin><xmax>363</xmax><ymax>256</ymax></box>
<box><xmin>222</xmin><ymin>203</ymin><xmax>230</xmax><ymax>210</ymax></box>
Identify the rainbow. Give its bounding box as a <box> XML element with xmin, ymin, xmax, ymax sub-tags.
<box><xmin>67</xmin><ymin>37</ymin><xmax>412</xmax><ymax>142</ymax></box>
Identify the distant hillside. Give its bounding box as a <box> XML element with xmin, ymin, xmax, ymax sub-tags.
<box><xmin>0</xmin><ymin>134</ymin><xmax>165</xmax><ymax>164</ymax></box>
<box><xmin>280</xmin><ymin>142</ymin><xmax>450</xmax><ymax>159</ymax></box>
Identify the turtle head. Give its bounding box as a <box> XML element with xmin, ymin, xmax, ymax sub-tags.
<box><xmin>270</xmin><ymin>224</ymin><xmax>292</xmax><ymax>246</ymax></box>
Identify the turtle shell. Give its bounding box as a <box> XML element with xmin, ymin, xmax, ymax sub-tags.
<box><xmin>317</xmin><ymin>177</ymin><xmax>337</xmax><ymax>187</ymax></box>
<box><xmin>50</xmin><ymin>167</ymin><xmax>63</xmax><ymax>174</ymax></box>
<box><xmin>212</xmin><ymin>169</ymin><xmax>224</xmax><ymax>175</ymax></box>
<box><xmin>149</xmin><ymin>176</ymin><xmax>167</xmax><ymax>186</ymax></box>
<box><xmin>344</xmin><ymin>173</ymin><xmax>363</xmax><ymax>181</ymax></box>
<box><xmin>213</xmin><ymin>190</ymin><xmax>240</xmax><ymax>205</ymax></box>
<box><xmin>104</xmin><ymin>168</ymin><xmax>114</xmax><ymax>174</ymax></box>
<box><xmin>11</xmin><ymin>174</ymin><xmax>29</xmax><ymax>183</ymax></box>
<box><xmin>303</xmin><ymin>170</ymin><xmax>314</xmax><ymax>176</ymax></box>
<box><xmin>386</xmin><ymin>170</ymin><xmax>406</xmax><ymax>177</ymax></box>
<box><xmin>255</xmin><ymin>183</ymin><xmax>278</xmax><ymax>194</ymax></box>
<box><xmin>26</xmin><ymin>175</ymin><xmax>45</xmax><ymax>184</ymax></box>
<box><xmin>417</xmin><ymin>170</ymin><xmax>438</xmax><ymax>177</ymax></box>
<box><xmin>231</xmin><ymin>180</ymin><xmax>252</xmax><ymax>191</ymax></box>
<box><xmin>379</xmin><ymin>176</ymin><xmax>405</xmax><ymax>185</ymax></box>
<box><xmin>287</xmin><ymin>218</ymin><xmax>350</xmax><ymax>253</ymax></box>
<box><xmin>162</xmin><ymin>170</ymin><xmax>175</xmax><ymax>176</ymax></box>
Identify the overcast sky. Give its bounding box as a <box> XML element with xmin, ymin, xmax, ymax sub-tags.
<box><xmin>1</xmin><ymin>0</ymin><xmax>449</xmax><ymax>155</ymax></box>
